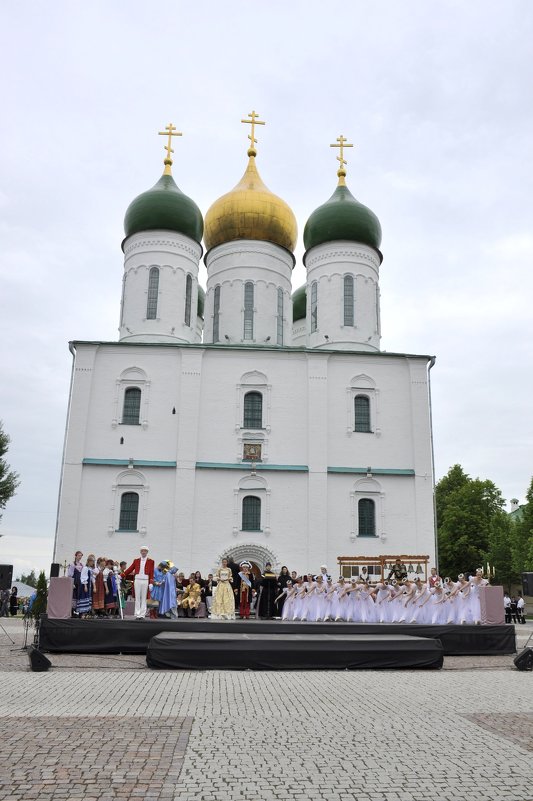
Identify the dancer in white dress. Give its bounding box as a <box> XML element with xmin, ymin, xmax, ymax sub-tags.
<box><xmin>292</xmin><ymin>579</ymin><xmax>307</xmax><ymax>620</ymax></box>
<box><xmin>456</xmin><ymin>574</ymin><xmax>471</xmax><ymax>624</ymax></box>
<box><xmin>387</xmin><ymin>580</ymin><xmax>404</xmax><ymax>622</ymax></box>
<box><xmin>468</xmin><ymin>569</ymin><xmax>488</xmax><ymax>624</ymax></box>
<box><xmin>398</xmin><ymin>579</ymin><xmax>416</xmax><ymax>623</ymax></box>
<box><xmin>409</xmin><ymin>577</ymin><xmax>430</xmax><ymax>624</ymax></box>
<box><xmin>375</xmin><ymin>582</ymin><xmax>391</xmax><ymax>623</ymax></box>
<box><xmin>341</xmin><ymin>579</ymin><xmax>358</xmax><ymax>622</ymax></box>
<box><xmin>276</xmin><ymin>581</ymin><xmax>296</xmax><ymax>621</ymax></box>
<box><xmin>358</xmin><ymin>583</ymin><xmax>376</xmax><ymax>623</ymax></box>
<box><xmin>308</xmin><ymin>575</ymin><xmax>327</xmax><ymax>621</ymax></box>
<box><xmin>423</xmin><ymin>582</ymin><xmax>448</xmax><ymax>624</ymax></box>
<box><xmin>333</xmin><ymin>577</ymin><xmax>349</xmax><ymax>621</ymax></box>
<box><xmin>443</xmin><ymin>577</ymin><xmax>461</xmax><ymax>624</ymax></box>
<box><xmin>323</xmin><ymin>578</ymin><xmax>336</xmax><ymax>621</ymax></box>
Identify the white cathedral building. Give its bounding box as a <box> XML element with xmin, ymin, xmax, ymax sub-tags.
<box><xmin>53</xmin><ymin>119</ymin><xmax>437</xmax><ymax>575</ymax></box>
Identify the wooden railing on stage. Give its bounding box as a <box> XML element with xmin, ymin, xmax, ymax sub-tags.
<box><xmin>337</xmin><ymin>554</ymin><xmax>430</xmax><ymax>583</ymax></box>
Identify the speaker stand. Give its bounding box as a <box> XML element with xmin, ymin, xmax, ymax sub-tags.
<box><xmin>0</xmin><ymin>621</ymin><xmax>16</xmax><ymax>645</ymax></box>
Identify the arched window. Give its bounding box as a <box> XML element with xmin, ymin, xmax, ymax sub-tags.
<box><xmin>213</xmin><ymin>285</ymin><xmax>220</xmax><ymax>343</ymax></box>
<box><xmin>146</xmin><ymin>267</ymin><xmax>159</xmax><ymax>320</ymax></box>
<box><xmin>122</xmin><ymin>387</ymin><xmax>141</xmax><ymax>425</ymax></box>
<box><xmin>244</xmin><ymin>281</ymin><xmax>254</xmax><ymax>340</ymax></box>
<box><xmin>184</xmin><ymin>274</ymin><xmax>192</xmax><ymax>327</ymax></box>
<box><xmin>354</xmin><ymin>394</ymin><xmax>371</xmax><ymax>432</ymax></box>
<box><xmin>311</xmin><ymin>281</ymin><xmax>318</xmax><ymax>332</ymax></box>
<box><xmin>358</xmin><ymin>498</ymin><xmax>376</xmax><ymax>537</ymax></box>
<box><xmin>119</xmin><ymin>492</ymin><xmax>139</xmax><ymax>531</ymax></box>
<box><xmin>242</xmin><ymin>495</ymin><xmax>261</xmax><ymax>531</ymax></box>
<box><xmin>243</xmin><ymin>391</ymin><xmax>263</xmax><ymax>428</ymax></box>
<box><xmin>277</xmin><ymin>287</ymin><xmax>284</xmax><ymax>345</ymax></box>
<box><xmin>344</xmin><ymin>275</ymin><xmax>354</xmax><ymax>326</ymax></box>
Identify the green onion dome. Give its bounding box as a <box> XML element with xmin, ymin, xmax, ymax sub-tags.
<box><xmin>197</xmin><ymin>286</ymin><xmax>205</xmax><ymax>319</ymax></box>
<box><xmin>123</xmin><ymin>173</ymin><xmax>204</xmax><ymax>246</ymax></box>
<box><xmin>292</xmin><ymin>285</ymin><xmax>307</xmax><ymax>321</ymax></box>
<box><xmin>303</xmin><ymin>182</ymin><xmax>382</xmax><ymax>259</ymax></box>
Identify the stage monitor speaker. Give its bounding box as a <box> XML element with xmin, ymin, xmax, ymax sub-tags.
<box><xmin>0</xmin><ymin>564</ymin><xmax>13</xmax><ymax>591</ymax></box>
<box><xmin>28</xmin><ymin>645</ymin><xmax>52</xmax><ymax>673</ymax></box>
<box><xmin>513</xmin><ymin>647</ymin><xmax>533</xmax><ymax>672</ymax></box>
<box><xmin>50</xmin><ymin>563</ymin><xmax>61</xmax><ymax>578</ymax></box>
<box><xmin>522</xmin><ymin>572</ymin><xmax>533</xmax><ymax>596</ymax></box>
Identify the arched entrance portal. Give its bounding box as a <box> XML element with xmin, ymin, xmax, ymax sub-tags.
<box><xmin>217</xmin><ymin>543</ymin><xmax>280</xmax><ymax>576</ymax></box>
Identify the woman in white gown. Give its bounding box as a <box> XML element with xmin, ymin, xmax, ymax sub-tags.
<box><xmin>333</xmin><ymin>577</ymin><xmax>349</xmax><ymax>621</ymax></box>
<box><xmin>343</xmin><ymin>579</ymin><xmax>360</xmax><ymax>622</ymax></box>
<box><xmin>292</xmin><ymin>579</ymin><xmax>307</xmax><ymax>620</ymax></box>
<box><xmin>278</xmin><ymin>581</ymin><xmax>296</xmax><ymax>621</ymax></box>
<box><xmin>456</xmin><ymin>574</ymin><xmax>471</xmax><ymax>624</ymax></box>
<box><xmin>358</xmin><ymin>583</ymin><xmax>376</xmax><ymax>623</ymax></box>
<box><xmin>375</xmin><ymin>582</ymin><xmax>391</xmax><ymax>623</ymax></box>
<box><xmin>323</xmin><ymin>578</ymin><xmax>336</xmax><ymax>621</ymax></box>
<box><xmin>307</xmin><ymin>575</ymin><xmax>327</xmax><ymax>621</ymax></box>
<box><xmin>422</xmin><ymin>581</ymin><xmax>448</xmax><ymax>624</ymax></box>
<box><xmin>468</xmin><ymin>569</ymin><xmax>488</xmax><ymax>624</ymax></box>
<box><xmin>409</xmin><ymin>577</ymin><xmax>430</xmax><ymax>624</ymax></box>
<box><xmin>398</xmin><ymin>579</ymin><xmax>416</xmax><ymax>623</ymax></box>
<box><xmin>387</xmin><ymin>580</ymin><xmax>404</xmax><ymax>623</ymax></box>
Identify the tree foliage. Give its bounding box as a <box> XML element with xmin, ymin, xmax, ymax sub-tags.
<box><xmin>15</xmin><ymin>570</ymin><xmax>38</xmax><ymax>588</ymax></box>
<box><xmin>437</xmin><ymin>464</ymin><xmax>505</xmax><ymax>580</ymax></box>
<box><xmin>0</xmin><ymin>421</ymin><xmax>20</xmax><ymax>521</ymax></box>
<box><xmin>512</xmin><ymin>476</ymin><xmax>533</xmax><ymax>573</ymax></box>
<box><xmin>30</xmin><ymin>571</ymin><xmax>48</xmax><ymax>619</ymax></box>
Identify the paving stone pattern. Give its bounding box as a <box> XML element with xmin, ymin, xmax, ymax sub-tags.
<box><xmin>0</xmin><ymin>716</ymin><xmax>192</xmax><ymax>801</ymax></box>
<box><xmin>1</xmin><ymin>620</ymin><xmax>532</xmax><ymax>801</ymax></box>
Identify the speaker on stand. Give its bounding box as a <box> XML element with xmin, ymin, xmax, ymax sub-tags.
<box><xmin>514</xmin><ymin>647</ymin><xmax>533</xmax><ymax>671</ymax></box>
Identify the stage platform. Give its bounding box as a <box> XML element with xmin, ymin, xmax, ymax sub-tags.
<box><xmin>39</xmin><ymin>617</ymin><xmax>516</xmax><ymax>657</ymax></box>
<box><xmin>146</xmin><ymin>631</ymin><xmax>444</xmax><ymax>670</ymax></box>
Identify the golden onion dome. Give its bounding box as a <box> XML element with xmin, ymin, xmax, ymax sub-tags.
<box><xmin>204</xmin><ymin>153</ymin><xmax>297</xmax><ymax>253</ymax></box>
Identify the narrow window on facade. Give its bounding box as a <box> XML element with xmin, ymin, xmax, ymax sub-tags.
<box><xmin>243</xmin><ymin>391</ymin><xmax>263</xmax><ymax>428</ymax></box>
<box><xmin>122</xmin><ymin>387</ymin><xmax>141</xmax><ymax>424</ymax></box>
<box><xmin>358</xmin><ymin>498</ymin><xmax>376</xmax><ymax>537</ymax></box>
<box><xmin>354</xmin><ymin>394</ymin><xmax>371</xmax><ymax>432</ymax></box>
<box><xmin>184</xmin><ymin>274</ymin><xmax>192</xmax><ymax>327</ymax></box>
<box><xmin>243</xmin><ymin>282</ymin><xmax>254</xmax><ymax>340</ymax></box>
<box><xmin>311</xmin><ymin>281</ymin><xmax>318</xmax><ymax>332</ymax></box>
<box><xmin>213</xmin><ymin>285</ymin><xmax>221</xmax><ymax>343</ymax></box>
<box><xmin>242</xmin><ymin>495</ymin><xmax>261</xmax><ymax>531</ymax></box>
<box><xmin>344</xmin><ymin>275</ymin><xmax>354</xmax><ymax>326</ymax></box>
<box><xmin>119</xmin><ymin>492</ymin><xmax>139</xmax><ymax>531</ymax></box>
<box><xmin>277</xmin><ymin>287</ymin><xmax>284</xmax><ymax>345</ymax></box>
<box><xmin>146</xmin><ymin>267</ymin><xmax>159</xmax><ymax>320</ymax></box>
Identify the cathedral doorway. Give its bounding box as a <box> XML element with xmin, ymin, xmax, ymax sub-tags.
<box><xmin>218</xmin><ymin>543</ymin><xmax>279</xmax><ymax>575</ymax></box>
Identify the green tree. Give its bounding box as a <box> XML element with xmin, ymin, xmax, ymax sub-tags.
<box><xmin>0</xmin><ymin>421</ymin><xmax>20</xmax><ymax>521</ymax></box>
<box><xmin>30</xmin><ymin>570</ymin><xmax>48</xmax><ymax>619</ymax></box>
<box><xmin>436</xmin><ymin>465</ymin><xmax>505</xmax><ymax>579</ymax></box>
<box><xmin>488</xmin><ymin>510</ymin><xmax>518</xmax><ymax>591</ymax></box>
<box><xmin>16</xmin><ymin>570</ymin><xmax>38</xmax><ymax>588</ymax></box>
<box><xmin>512</xmin><ymin>477</ymin><xmax>533</xmax><ymax>573</ymax></box>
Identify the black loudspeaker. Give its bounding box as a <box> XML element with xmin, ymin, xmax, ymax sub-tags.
<box><xmin>0</xmin><ymin>564</ymin><xmax>13</xmax><ymax>591</ymax></box>
<box><xmin>522</xmin><ymin>572</ymin><xmax>533</xmax><ymax>596</ymax></box>
<box><xmin>513</xmin><ymin>647</ymin><xmax>533</xmax><ymax>672</ymax></box>
<box><xmin>50</xmin><ymin>563</ymin><xmax>61</xmax><ymax>578</ymax></box>
<box><xmin>28</xmin><ymin>645</ymin><xmax>52</xmax><ymax>672</ymax></box>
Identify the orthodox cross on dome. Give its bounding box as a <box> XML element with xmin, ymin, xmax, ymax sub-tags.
<box><xmin>241</xmin><ymin>110</ymin><xmax>266</xmax><ymax>157</ymax></box>
<box><xmin>330</xmin><ymin>134</ymin><xmax>353</xmax><ymax>184</ymax></box>
<box><xmin>158</xmin><ymin>123</ymin><xmax>183</xmax><ymax>175</ymax></box>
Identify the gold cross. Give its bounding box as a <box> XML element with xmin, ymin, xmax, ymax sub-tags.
<box><xmin>330</xmin><ymin>134</ymin><xmax>354</xmax><ymax>181</ymax></box>
<box><xmin>241</xmin><ymin>110</ymin><xmax>266</xmax><ymax>155</ymax></box>
<box><xmin>158</xmin><ymin>123</ymin><xmax>182</xmax><ymax>173</ymax></box>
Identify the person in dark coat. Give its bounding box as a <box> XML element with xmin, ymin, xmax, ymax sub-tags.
<box><xmin>256</xmin><ymin>563</ymin><xmax>278</xmax><ymax>619</ymax></box>
<box><xmin>276</xmin><ymin>566</ymin><xmax>291</xmax><ymax>617</ymax></box>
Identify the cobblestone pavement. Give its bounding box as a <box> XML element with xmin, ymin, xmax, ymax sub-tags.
<box><xmin>0</xmin><ymin>619</ymin><xmax>532</xmax><ymax>801</ymax></box>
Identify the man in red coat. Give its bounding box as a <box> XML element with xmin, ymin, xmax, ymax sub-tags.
<box><xmin>124</xmin><ymin>546</ymin><xmax>155</xmax><ymax>619</ymax></box>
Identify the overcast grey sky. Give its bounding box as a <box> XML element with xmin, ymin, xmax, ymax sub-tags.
<box><xmin>1</xmin><ymin>0</ymin><xmax>532</xmax><ymax>578</ymax></box>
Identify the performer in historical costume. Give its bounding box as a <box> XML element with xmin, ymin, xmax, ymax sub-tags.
<box><xmin>182</xmin><ymin>574</ymin><xmax>203</xmax><ymax>617</ymax></box>
<box><xmin>159</xmin><ymin>562</ymin><xmax>179</xmax><ymax>618</ymax></box>
<box><xmin>103</xmin><ymin>559</ymin><xmax>118</xmax><ymax>615</ymax></box>
<box><xmin>236</xmin><ymin>562</ymin><xmax>254</xmax><ymax>619</ymax></box>
<box><xmin>151</xmin><ymin>561</ymin><xmax>167</xmax><ymax>617</ymax></box>
<box><xmin>211</xmin><ymin>558</ymin><xmax>235</xmax><ymax>620</ymax></box>
<box><xmin>67</xmin><ymin>551</ymin><xmax>84</xmax><ymax>614</ymax></box>
<box><xmin>77</xmin><ymin>555</ymin><xmax>95</xmax><ymax>616</ymax></box>
<box><xmin>92</xmin><ymin>557</ymin><xmax>106</xmax><ymax>617</ymax></box>
<box><xmin>387</xmin><ymin>559</ymin><xmax>407</xmax><ymax>583</ymax></box>
<box><xmin>276</xmin><ymin>566</ymin><xmax>291</xmax><ymax>617</ymax></box>
<box><xmin>124</xmin><ymin>546</ymin><xmax>155</xmax><ymax>620</ymax></box>
<box><xmin>256</xmin><ymin>563</ymin><xmax>278</xmax><ymax>619</ymax></box>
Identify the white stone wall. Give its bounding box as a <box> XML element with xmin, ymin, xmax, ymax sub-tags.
<box><xmin>304</xmin><ymin>241</ymin><xmax>381</xmax><ymax>351</ymax></box>
<box><xmin>120</xmin><ymin>230</ymin><xmax>202</xmax><ymax>344</ymax></box>
<box><xmin>204</xmin><ymin>240</ymin><xmax>294</xmax><ymax>346</ymax></box>
<box><xmin>54</xmin><ymin>342</ymin><xmax>436</xmax><ymax>574</ymax></box>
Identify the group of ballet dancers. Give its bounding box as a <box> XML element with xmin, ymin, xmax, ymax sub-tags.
<box><xmin>277</xmin><ymin>570</ymin><xmax>489</xmax><ymax>625</ymax></box>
